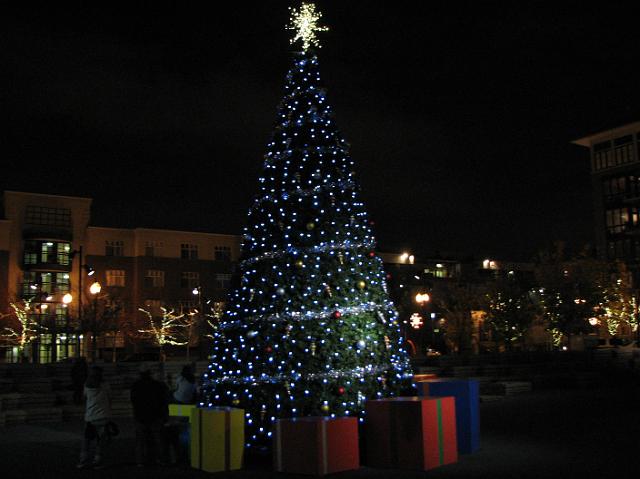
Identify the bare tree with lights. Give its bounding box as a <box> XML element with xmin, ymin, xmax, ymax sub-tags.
<box><xmin>0</xmin><ymin>300</ymin><xmax>42</xmax><ymax>361</ymax></box>
<box><xmin>138</xmin><ymin>306</ymin><xmax>189</xmax><ymax>362</ymax></box>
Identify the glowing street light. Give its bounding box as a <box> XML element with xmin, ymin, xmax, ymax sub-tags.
<box><xmin>415</xmin><ymin>292</ymin><xmax>431</xmax><ymax>304</ymax></box>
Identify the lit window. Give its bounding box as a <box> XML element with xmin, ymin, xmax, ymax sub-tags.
<box><xmin>105</xmin><ymin>241</ymin><xmax>124</xmax><ymax>257</ymax></box>
<box><xmin>106</xmin><ymin>270</ymin><xmax>126</xmax><ymax>287</ymax></box>
<box><xmin>145</xmin><ymin>270</ymin><xmax>165</xmax><ymax>288</ymax></box>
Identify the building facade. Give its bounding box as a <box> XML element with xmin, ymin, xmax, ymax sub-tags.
<box><xmin>573</xmin><ymin>122</ymin><xmax>640</xmax><ymax>277</ymax></box>
<box><xmin>0</xmin><ymin>191</ymin><xmax>241</xmax><ymax>363</ymax></box>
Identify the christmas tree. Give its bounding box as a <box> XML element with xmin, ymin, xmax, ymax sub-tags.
<box><xmin>201</xmin><ymin>2</ymin><xmax>413</xmax><ymax>449</ymax></box>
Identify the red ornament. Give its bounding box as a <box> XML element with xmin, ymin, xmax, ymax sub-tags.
<box><xmin>368</xmin><ymin>251</ymin><xmax>375</xmax><ymax>258</ymax></box>
<box><xmin>265</xmin><ymin>346</ymin><xmax>272</xmax><ymax>353</ymax></box>
<box><xmin>337</xmin><ymin>386</ymin><xmax>345</xmax><ymax>395</ymax></box>
<box><xmin>332</xmin><ymin>310</ymin><xmax>342</xmax><ymax>319</ymax></box>
<box><xmin>386</xmin><ymin>273</ymin><xmax>392</xmax><ymax>279</ymax></box>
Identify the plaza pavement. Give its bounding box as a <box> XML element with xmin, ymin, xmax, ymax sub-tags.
<box><xmin>0</xmin><ymin>377</ymin><xmax>638</xmax><ymax>479</ymax></box>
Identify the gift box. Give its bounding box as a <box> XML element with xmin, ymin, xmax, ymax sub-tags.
<box><xmin>418</xmin><ymin>379</ymin><xmax>479</xmax><ymax>454</ymax></box>
<box><xmin>169</xmin><ymin>403</ymin><xmax>197</xmax><ymax>422</ymax></box>
<box><xmin>273</xmin><ymin>416</ymin><xmax>359</xmax><ymax>475</ymax></box>
<box><xmin>364</xmin><ymin>397</ymin><xmax>457</xmax><ymax>470</ymax></box>
<box><xmin>190</xmin><ymin>407</ymin><xmax>244</xmax><ymax>473</ymax></box>
<box><xmin>413</xmin><ymin>373</ymin><xmax>438</xmax><ymax>382</ymax></box>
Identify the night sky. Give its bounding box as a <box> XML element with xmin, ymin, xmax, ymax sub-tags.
<box><xmin>3</xmin><ymin>2</ymin><xmax>640</xmax><ymax>261</ymax></box>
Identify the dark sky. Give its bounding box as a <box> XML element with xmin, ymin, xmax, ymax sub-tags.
<box><xmin>3</xmin><ymin>2</ymin><xmax>640</xmax><ymax>261</ymax></box>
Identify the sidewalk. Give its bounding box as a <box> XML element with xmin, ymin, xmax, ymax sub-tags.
<box><xmin>1</xmin><ymin>381</ymin><xmax>638</xmax><ymax>478</ymax></box>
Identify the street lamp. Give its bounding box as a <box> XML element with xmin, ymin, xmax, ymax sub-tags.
<box><xmin>415</xmin><ymin>292</ymin><xmax>433</xmax><ymax>352</ymax></box>
<box><xmin>90</xmin><ymin>281</ymin><xmax>101</xmax><ymax>362</ymax></box>
<box><xmin>62</xmin><ymin>293</ymin><xmax>73</xmax><ymax>358</ymax></box>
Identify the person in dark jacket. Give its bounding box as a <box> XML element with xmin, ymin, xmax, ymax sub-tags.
<box><xmin>130</xmin><ymin>364</ymin><xmax>169</xmax><ymax>466</ymax></box>
<box><xmin>70</xmin><ymin>357</ymin><xmax>88</xmax><ymax>404</ymax></box>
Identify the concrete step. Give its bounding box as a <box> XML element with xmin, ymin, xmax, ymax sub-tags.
<box><xmin>3</xmin><ymin>407</ymin><xmax>63</xmax><ymax>425</ymax></box>
<box><xmin>482</xmin><ymin>381</ymin><xmax>533</xmax><ymax>396</ymax></box>
<box><xmin>0</xmin><ymin>379</ymin><xmax>14</xmax><ymax>393</ymax></box>
<box><xmin>14</xmin><ymin>378</ymin><xmax>55</xmax><ymax>394</ymax></box>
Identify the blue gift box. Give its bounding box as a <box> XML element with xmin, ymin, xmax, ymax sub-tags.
<box><xmin>418</xmin><ymin>378</ymin><xmax>479</xmax><ymax>454</ymax></box>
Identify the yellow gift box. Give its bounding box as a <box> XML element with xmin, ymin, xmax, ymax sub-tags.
<box><xmin>169</xmin><ymin>404</ymin><xmax>197</xmax><ymax>422</ymax></box>
<box><xmin>190</xmin><ymin>407</ymin><xmax>244</xmax><ymax>473</ymax></box>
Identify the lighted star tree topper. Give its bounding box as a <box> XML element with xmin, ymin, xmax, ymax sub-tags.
<box><xmin>200</xmin><ymin>2</ymin><xmax>414</xmax><ymax>450</ymax></box>
<box><xmin>287</xmin><ymin>2</ymin><xmax>329</xmax><ymax>52</ymax></box>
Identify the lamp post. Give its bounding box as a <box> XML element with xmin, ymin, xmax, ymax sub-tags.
<box><xmin>62</xmin><ymin>293</ymin><xmax>73</xmax><ymax>359</ymax></box>
<box><xmin>192</xmin><ymin>286</ymin><xmax>204</xmax><ymax>360</ymax></box>
<box><xmin>415</xmin><ymin>292</ymin><xmax>431</xmax><ymax>353</ymax></box>
<box><xmin>89</xmin><ymin>281</ymin><xmax>101</xmax><ymax>362</ymax></box>
<box><xmin>69</xmin><ymin>246</ymin><xmax>95</xmax><ymax>358</ymax></box>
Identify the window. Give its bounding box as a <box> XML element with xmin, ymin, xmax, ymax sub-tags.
<box><xmin>607</xmin><ymin>239</ymin><xmax>632</xmax><ymax>260</ymax></box>
<box><xmin>106</xmin><ymin>270</ymin><xmax>126</xmax><ymax>287</ymax></box>
<box><xmin>144</xmin><ymin>270</ymin><xmax>165</xmax><ymax>288</ymax></box>
<box><xmin>215</xmin><ymin>273</ymin><xmax>232</xmax><ymax>289</ymax></box>
<box><xmin>23</xmin><ymin>240</ymin><xmax>39</xmax><ymax>265</ymax></box>
<box><xmin>56</xmin><ymin>273</ymin><xmax>70</xmax><ymax>293</ymax></box>
<box><xmin>23</xmin><ymin>241</ymin><xmax>70</xmax><ymax>266</ymax></box>
<box><xmin>178</xmin><ymin>300</ymin><xmax>197</xmax><ymax>313</ymax></box>
<box><xmin>144</xmin><ymin>241</ymin><xmax>163</xmax><ymax>257</ymax></box>
<box><xmin>105</xmin><ymin>240</ymin><xmax>124</xmax><ymax>257</ymax></box>
<box><xmin>41</xmin><ymin>242</ymin><xmax>57</xmax><ymax>264</ymax></box>
<box><xmin>180</xmin><ymin>271</ymin><xmax>199</xmax><ymax>288</ymax></box>
<box><xmin>606</xmin><ymin>207</ymin><xmax>639</xmax><ymax>234</ymax></box>
<box><xmin>214</xmin><ymin>245</ymin><xmax>232</xmax><ymax>261</ymax></box>
<box><xmin>181</xmin><ymin>244</ymin><xmax>198</xmax><ymax>260</ymax></box>
<box><xmin>25</xmin><ymin>206</ymin><xmax>71</xmax><ymax>227</ymax></box>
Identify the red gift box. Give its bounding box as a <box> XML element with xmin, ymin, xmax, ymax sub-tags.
<box><xmin>364</xmin><ymin>396</ymin><xmax>457</xmax><ymax>470</ymax></box>
<box><xmin>273</xmin><ymin>416</ymin><xmax>360</xmax><ymax>475</ymax></box>
<box><xmin>413</xmin><ymin>373</ymin><xmax>438</xmax><ymax>382</ymax></box>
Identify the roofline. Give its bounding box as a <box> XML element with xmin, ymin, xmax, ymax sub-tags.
<box><xmin>572</xmin><ymin>121</ymin><xmax>640</xmax><ymax>148</ymax></box>
<box><xmin>4</xmin><ymin>190</ymin><xmax>93</xmax><ymax>202</ymax></box>
<box><xmin>87</xmin><ymin>225</ymin><xmax>240</xmax><ymax>238</ymax></box>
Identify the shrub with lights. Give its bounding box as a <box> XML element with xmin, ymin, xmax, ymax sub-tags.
<box><xmin>200</xmin><ymin>2</ymin><xmax>413</xmax><ymax>450</ymax></box>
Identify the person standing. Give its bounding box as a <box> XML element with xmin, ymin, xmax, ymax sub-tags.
<box><xmin>77</xmin><ymin>366</ymin><xmax>112</xmax><ymax>469</ymax></box>
<box><xmin>130</xmin><ymin>363</ymin><xmax>170</xmax><ymax>467</ymax></box>
<box><xmin>70</xmin><ymin>357</ymin><xmax>88</xmax><ymax>405</ymax></box>
<box><xmin>172</xmin><ymin>364</ymin><xmax>197</xmax><ymax>404</ymax></box>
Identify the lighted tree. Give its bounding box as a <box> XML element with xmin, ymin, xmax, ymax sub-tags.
<box><xmin>0</xmin><ymin>300</ymin><xmax>41</xmax><ymax>359</ymax></box>
<box><xmin>485</xmin><ymin>276</ymin><xmax>538</xmax><ymax>350</ymax></box>
<box><xmin>598</xmin><ymin>261</ymin><xmax>636</xmax><ymax>339</ymax></box>
<box><xmin>201</xmin><ymin>3</ymin><xmax>413</xmax><ymax>450</ymax></box>
<box><xmin>535</xmin><ymin>246</ymin><xmax>605</xmax><ymax>347</ymax></box>
<box><xmin>138</xmin><ymin>306</ymin><xmax>189</xmax><ymax>360</ymax></box>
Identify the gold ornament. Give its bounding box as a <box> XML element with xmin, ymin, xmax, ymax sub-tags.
<box><xmin>232</xmin><ymin>398</ymin><xmax>240</xmax><ymax>406</ymax></box>
<box><xmin>357</xmin><ymin>280</ymin><xmax>366</xmax><ymax>290</ymax></box>
<box><xmin>295</xmin><ymin>259</ymin><xmax>304</xmax><ymax>268</ymax></box>
<box><xmin>310</xmin><ymin>340</ymin><xmax>316</xmax><ymax>356</ymax></box>
<box><xmin>337</xmin><ymin>252</ymin><xmax>344</xmax><ymax>265</ymax></box>
<box><xmin>306</xmin><ymin>222</ymin><xmax>315</xmax><ymax>231</ymax></box>
<box><xmin>324</xmin><ymin>284</ymin><xmax>332</xmax><ymax>298</ymax></box>
<box><xmin>384</xmin><ymin>335</ymin><xmax>390</xmax><ymax>349</ymax></box>
<box><xmin>320</xmin><ymin>403</ymin><xmax>330</xmax><ymax>413</ymax></box>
